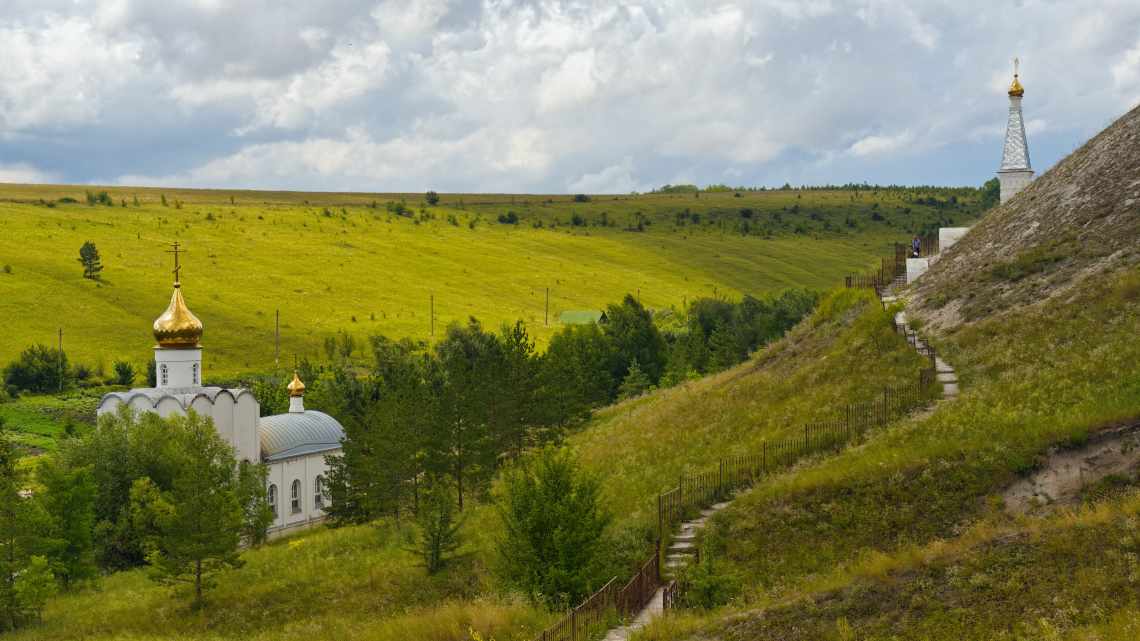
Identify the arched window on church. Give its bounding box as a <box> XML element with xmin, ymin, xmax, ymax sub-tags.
<box><xmin>159</xmin><ymin>363</ymin><xmax>168</xmax><ymax>386</ymax></box>
<box><xmin>314</xmin><ymin>475</ymin><xmax>325</xmax><ymax>510</ymax></box>
<box><xmin>268</xmin><ymin>484</ymin><xmax>278</xmax><ymax>518</ymax></box>
<box><xmin>192</xmin><ymin>362</ymin><xmax>199</xmax><ymax>385</ymax></box>
<box><xmin>290</xmin><ymin>479</ymin><xmax>301</xmax><ymax>514</ymax></box>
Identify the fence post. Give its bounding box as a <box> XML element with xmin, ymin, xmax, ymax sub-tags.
<box><xmin>718</xmin><ymin>459</ymin><xmax>725</xmax><ymax>498</ymax></box>
<box><xmin>678</xmin><ymin>474</ymin><xmax>684</xmax><ymax>511</ymax></box>
<box><xmin>762</xmin><ymin>441</ymin><xmax>767</xmax><ymax>474</ymax></box>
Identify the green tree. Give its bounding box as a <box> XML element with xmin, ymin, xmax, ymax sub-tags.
<box><xmin>13</xmin><ymin>556</ymin><xmax>56</xmax><ymax>625</ymax></box>
<box><xmin>617</xmin><ymin>358</ymin><xmax>651</xmax><ymax>399</ymax></box>
<box><xmin>0</xmin><ymin>425</ymin><xmax>53</xmax><ymax>631</ymax></box>
<box><xmin>496</xmin><ymin>321</ymin><xmax>540</xmax><ymax>458</ymax></box>
<box><xmin>428</xmin><ymin>319</ymin><xmax>502</xmax><ymax>510</ymax></box>
<box><xmin>496</xmin><ymin>448</ymin><xmax>610</xmax><ymax>607</ymax></box>
<box><xmin>112</xmin><ymin>360</ymin><xmax>135</xmax><ymax>386</ymax></box>
<box><xmin>425</xmin><ymin>190</ymin><xmax>440</xmax><ymax>205</ymax></box>
<box><xmin>37</xmin><ymin>458</ymin><xmax>97</xmax><ymax>587</ymax></box>
<box><xmin>604</xmin><ymin>295</ymin><xmax>667</xmax><ymax>388</ymax></box>
<box><xmin>77</xmin><ymin>241</ymin><xmax>103</xmax><ymax>280</ymax></box>
<box><xmin>146</xmin><ymin>412</ymin><xmax>244</xmax><ymax>608</ymax></box>
<box><xmin>536</xmin><ymin>324</ymin><xmax>615</xmax><ymax>428</ymax></box>
<box><xmin>3</xmin><ymin>344</ymin><xmax>69</xmax><ymax>394</ymax></box>
<box><xmin>415</xmin><ymin>481</ymin><xmax>462</xmax><ymax>574</ymax></box>
<box><xmin>236</xmin><ymin>461</ymin><xmax>273</xmax><ymax>547</ymax></box>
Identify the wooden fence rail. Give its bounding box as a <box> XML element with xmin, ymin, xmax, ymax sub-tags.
<box><xmin>533</xmin><ymin>544</ymin><xmax>661</xmax><ymax>641</ymax></box>
<box><xmin>655</xmin><ymin>371</ymin><xmax>936</xmax><ymax>546</ymax></box>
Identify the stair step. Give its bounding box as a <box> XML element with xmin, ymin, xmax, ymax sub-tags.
<box><xmin>668</xmin><ymin>541</ymin><xmax>697</xmax><ymax>552</ymax></box>
<box><xmin>943</xmin><ymin>383</ymin><xmax>960</xmax><ymax>396</ymax></box>
<box><xmin>673</xmin><ymin>533</ymin><xmax>697</xmax><ymax>543</ymax></box>
<box><xmin>936</xmin><ymin>373</ymin><xmax>957</xmax><ymax>383</ymax></box>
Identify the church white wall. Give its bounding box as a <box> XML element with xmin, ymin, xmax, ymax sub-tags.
<box><xmin>154</xmin><ymin>348</ymin><xmax>202</xmax><ymax>388</ymax></box>
<box><xmin>234</xmin><ymin>394</ymin><xmax>259</xmax><ymax>464</ymax></box>
<box><xmin>96</xmin><ymin>390</ymin><xmax>261</xmax><ymax>465</ymax></box>
<box><xmin>265</xmin><ymin>450</ymin><xmax>338</xmax><ymax>534</ymax></box>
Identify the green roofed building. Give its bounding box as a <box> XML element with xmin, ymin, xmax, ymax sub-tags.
<box><xmin>558</xmin><ymin>310</ymin><xmax>608</xmax><ymax>325</ymax></box>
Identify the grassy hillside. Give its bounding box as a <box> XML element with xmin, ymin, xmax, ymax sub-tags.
<box><xmin>630</xmin><ymin>108</ymin><xmax>1140</xmax><ymax>640</ymax></box>
<box><xmin>0</xmin><ymin>183</ymin><xmax>982</xmax><ymax>377</ymax></box>
<box><xmin>7</xmin><ymin>518</ymin><xmax>548</xmax><ymax>641</ymax></box>
<box><xmin>570</xmin><ymin>288</ymin><xmax>930</xmax><ymax>537</ymax></box>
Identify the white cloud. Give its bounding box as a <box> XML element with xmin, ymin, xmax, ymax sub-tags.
<box><xmin>849</xmin><ymin>131</ymin><xmax>914</xmax><ymax>157</ymax></box>
<box><xmin>0</xmin><ymin>162</ymin><xmax>59</xmax><ymax>184</ymax></box>
<box><xmin>538</xmin><ymin>49</ymin><xmax>600</xmax><ymax>113</ymax></box>
<box><xmin>568</xmin><ymin>157</ymin><xmax>643</xmax><ymax>194</ymax></box>
<box><xmin>0</xmin><ymin>15</ymin><xmax>143</xmax><ymax>130</ymax></box>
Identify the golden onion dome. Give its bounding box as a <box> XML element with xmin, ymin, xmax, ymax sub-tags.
<box><xmin>287</xmin><ymin>371</ymin><xmax>306</xmax><ymax>397</ymax></box>
<box><xmin>153</xmin><ymin>285</ymin><xmax>203</xmax><ymax>348</ymax></box>
<box><xmin>1008</xmin><ymin>74</ymin><xmax>1024</xmax><ymax>97</ymax></box>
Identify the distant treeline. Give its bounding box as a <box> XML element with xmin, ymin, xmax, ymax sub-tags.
<box><xmin>246</xmin><ymin>290</ymin><xmax>818</xmax><ymax>523</ymax></box>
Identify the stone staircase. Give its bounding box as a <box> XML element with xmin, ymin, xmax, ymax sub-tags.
<box><xmin>662</xmin><ymin>500</ymin><xmax>732</xmax><ymax>579</ymax></box>
<box><xmin>881</xmin><ymin>294</ymin><xmax>959</xmax><ymax>400</ymax></box>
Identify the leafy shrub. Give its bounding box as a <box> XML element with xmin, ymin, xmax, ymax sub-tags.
<box><xmin>497</xmin><ymin>448</ymin><xmax>610</xmax><ymax>608</ymax></box>
<box><xmin>2</xmin><ymin>265</ymin><xmax>10</xmax><ymax>274</ymax></box>
<box><xmin>676</xmin><ymin>555</ymin><xmax>741</xmax><ymax>610</ymax></box>
<box><xmin>4</xmin><ymin>344</ymin><xmax>71</xmax><ymax>393</ymax></box>
<box><xmin>112</xmin><ymin>361</ymin><xmax>135</xmax><ymax>386</ymax></box>
<box><xmin>425</xmin><ymin>191</ymin><xmax>440</xmax><ymax>205</ymax></box>
<box><xmin>497</xmin><ymin>212</ymin><xmax>519</xmax><ymax>225</ymax></box>
<box><xmin>988</xmin><ymin>247</ymin><xmax>1066</xmax><ymax>282</ymax></box>
<box><xmin>58</xmin><ymin>196</ymin><xmax>78</xmax><ymax>204</ymax></box>
<box><xmin>573</xmin><ymin>194</ymin><xmax>591</xmax><ymax>202</ymax></box>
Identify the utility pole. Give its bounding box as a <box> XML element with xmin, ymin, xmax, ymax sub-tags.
<box><xmin>57</xmin><ymin>328</ymin><xmax>63</xmax><ymax>393</ymax></box>
<box><xmin>545</xmin><ymin>287</ymin><xmax>549</xmax><ymax>326</ymax></box>
<box><xmin>430</xmin><ymin>294</ymin><xmax>435</xmax><ymax>337</ymax></box>
<box><xmin>275</xmin><ymin>309</ymin><xmax>280</xmax><ymax>371</ymax></box>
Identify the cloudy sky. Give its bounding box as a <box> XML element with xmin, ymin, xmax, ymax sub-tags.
<box><xmin>1</xmin><ymin>1</ymin><xmax>1138</xmax><ymax>193</ymax></box>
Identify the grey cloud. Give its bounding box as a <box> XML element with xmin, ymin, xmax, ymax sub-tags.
<box><xmin>1</xmin><ymin>0</ymin><xmax>1139</xmax><ymax>192</ymax></box>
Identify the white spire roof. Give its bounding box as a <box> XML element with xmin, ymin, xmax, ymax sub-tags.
<box><xmin>1000</xmin><ymin>60</ymin><xmax>1031</xmax><ymax>172</ymax></box>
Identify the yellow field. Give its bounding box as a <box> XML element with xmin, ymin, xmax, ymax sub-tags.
<box><xmin>0</xmin><ymin>183</ymin><xmax>978</xmax><ymax>376</ymax></box>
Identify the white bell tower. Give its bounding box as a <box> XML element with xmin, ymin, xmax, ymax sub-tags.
<box><xmin>152</xmin><ymin>242</ymin><xmax>204</xmax><ymax>389</ymax></box>
<box><xmin>997</xmin><ymin>58</ymin><xmax>1034</xmax><ymax>203</ymax></box>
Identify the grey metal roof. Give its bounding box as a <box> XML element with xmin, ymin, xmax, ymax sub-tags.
<box><xmin>100</xmin><ymin>386</ymin><xmax>252</xmax><ymax>411</ymax></box>
<box><xmin>258</xmin><ymin>410</ymin><xmax>344</xmax><ymax>462</ymax></box>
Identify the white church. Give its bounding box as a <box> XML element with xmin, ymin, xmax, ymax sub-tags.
<box><xmin>97</xmin><ymin>248</ymin><xmax>344</xmax><ymax>537</ymax></box>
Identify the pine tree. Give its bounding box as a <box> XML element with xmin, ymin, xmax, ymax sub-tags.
<box><xmin>496</xmin><ymin>448</ymin><xmax>610</xmax><ymax>607</ymax></box>
<box><xmin>37</xmin><ymin>458</ymin><xmax>97</xmax><ymax>587</ymax></box>
<box><xmin>13</xmin><ymin>556</ymin><xmax>55</xmax><ymax>625</ymax></box>
<box><xmin>618</xmin><ymin>358</ymin><xmax>651</xmax><ymax>399</ymax></box>
<box><xmin>415</xmin><ymin>482</ymin><xmax>461</xmax><ymax>574</ymax></box>
<box><xmin>146</xmin><ymin>413</ymin><xmax>243</xmax><ymax>608</ymax></box>
<box><xmin>77</xmin><ymin>241</ymin><xmax>103</xmax><ymax>280</ymax></box>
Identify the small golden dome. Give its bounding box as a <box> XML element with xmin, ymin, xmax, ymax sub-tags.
<box><xmin>1008</xmin><ymin>74</ymin><xmax>1024</xmax><ymax>97</ymax></box>
<box><xmin>287</xmin><ymin>371</ymin><xmax>306</xmax><ymax>397</ymax></box>
<box><xmin>153</xmin><ymin>285</ymin><xmax>204</xmax><ymax>348</ymax></box>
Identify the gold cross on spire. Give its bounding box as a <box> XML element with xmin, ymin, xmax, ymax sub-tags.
<box><xmin>166</xmin><ymin>242</ymin><xmax>184</xmax><ymax>287</ymax></box>
<box><xmin>1014</xmin><ymin>57</ymin><xmax>1020</xmax><ymax>77</ymax></box>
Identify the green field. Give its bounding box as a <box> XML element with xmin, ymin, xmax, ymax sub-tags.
<box><xmin>0</xmin><ymin>183</ymin><xmax>982</xmax><ymax>378</ymax></box>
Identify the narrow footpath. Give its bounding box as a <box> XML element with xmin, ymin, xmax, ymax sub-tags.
<box><xmin>601</xmin><ymin>288</ymin><xmax>957</xmax><ymax>641</ymax></box>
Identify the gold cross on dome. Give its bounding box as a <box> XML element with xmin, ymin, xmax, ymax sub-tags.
<box><xmin>166</xmin><ymin>242</ymin><xmax>183</xmax><ymax>285</ymax></box>
<box><xmin>1014</xmin><ymin>57</ymin><xmax>1020</xmax><ymax>76</ymax></box>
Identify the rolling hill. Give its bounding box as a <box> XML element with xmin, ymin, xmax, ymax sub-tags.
<box><xmin>0</xmin><ymin>183</ymin><xmax>982</xmax><ymax>378</ymax></box>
